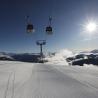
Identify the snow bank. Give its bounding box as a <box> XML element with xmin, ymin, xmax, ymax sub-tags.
<box><xmin>83</xmin><ymin>64</ymin><xmax>96</xmax><ymax>68</ymax></box>
<box><xmin>45</xmin><ymin>49</ymin><xmax>73</xmax><ymax>65</ymax></box>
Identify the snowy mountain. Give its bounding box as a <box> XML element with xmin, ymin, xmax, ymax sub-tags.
<box><xmin>0</xmin><ymin>49</ymin><xmax>98</xmax><ymax>65</ymax></box>
<box><xmin>11</xmin><ymin>53</ymin><xmax>40</xmax><ymax>62</ymax></box>
<box><xmin>0</xmin><ymin>52</ymin><xmax>14</xmax><ymax>61</ymax></box>
<box><xmin>66</xmin><ymin>50</ymin><xmax>98</xmax><ymax>66</ymax></box>
<box><xmin>91</xmin><ymin>49</ymin><xmax>98</xmax><ymax>53</ymax></box>
<box><xmin>0</xmin><ymin>52</ymin><xmax>40</xmax><ymax>62</ymax></box>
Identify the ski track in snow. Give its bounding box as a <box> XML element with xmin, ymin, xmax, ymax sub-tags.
<box><xmin>0</xmin><ymin>61</ymin><xmax>98</xmax><ymax>98</ymax></box>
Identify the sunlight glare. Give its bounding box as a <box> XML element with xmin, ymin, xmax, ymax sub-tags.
<box><xmin>86</xmin><ymin>22</ymin><xmax>97</xmax><ymax>33</ymax></box>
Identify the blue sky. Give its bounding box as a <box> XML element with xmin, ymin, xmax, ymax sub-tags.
<box><xmin>0</xmin><ymin>0</ymin><xmax>98</xmax><ymax>53</ymax></box>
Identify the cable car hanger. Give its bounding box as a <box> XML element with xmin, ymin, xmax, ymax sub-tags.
<box><xmin>26</xmin><ymin>16</ymin><xmax>34</xmax><ymax>33</ymax></box>
<box><xmin>46</xmin><ymin>16</ymin><xmax>53</xmax><ymax>35</ymax></box>
<box><xmin>26</xmin><ymin>16</ymin><xmax>53</xmax><ymax>35</ymax></box>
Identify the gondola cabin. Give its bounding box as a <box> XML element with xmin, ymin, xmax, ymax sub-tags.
<box><xmin>46</xmin><ymin>26</ymin><xmax>53</xmax><ymax>35</ymax></box>
<box><xmin>26</xmin><ymin>24</ymin><xmax>34</xmax><ymax>33</ymax></box>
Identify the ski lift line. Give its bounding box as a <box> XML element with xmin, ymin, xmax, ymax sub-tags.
<box><xmin>4</xmin><ymin>72</ymin><xmax>13</xmax><ymax>98</ymax></box>
<box><xmin>26</xmin><ymin>15</ymin><xmax>31</xmax><ymax>24</ymax></box>
<box><xmin>49</xmin><ymin>16</ymin><xmax>52</xmax><ymax>26</ymax></box>
<box><xmin>25</xmin><ymin>16</ymin><xmax>29</xmax><ymax>25</ymax></box>
<box><xmin>25</xmin><ymin>16</ymin><xmax>31</xmax><ymax>28</ymax></box>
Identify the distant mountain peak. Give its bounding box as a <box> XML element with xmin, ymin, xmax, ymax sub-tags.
<box><xmin>91</xmin><ymin>49</ymin><xmax>98</xmax><ymax>53</ymax></box>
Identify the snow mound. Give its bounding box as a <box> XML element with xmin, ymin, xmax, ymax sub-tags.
<box><xmin>83</xmin><ymin>64</ymin><xmax>96</xmax><ymax>68</ymax></box>
<box><xmin>46</xmin><ymin>49</ymin><xmax>73</xmax><ymax>65</ymax></box>
<box><xmin>0</xmin><ymin>52</ymin><xmax>14</xmax><ymax>60</ymax></box>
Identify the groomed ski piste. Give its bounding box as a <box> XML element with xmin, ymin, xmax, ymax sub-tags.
<box><xmin>0</xmin><ymin>49</ymin><xmax>98</xmax><ymax>98</ymax></box>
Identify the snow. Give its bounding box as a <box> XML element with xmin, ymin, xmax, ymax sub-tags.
<box><xmin>0</xmin><ymin>61</ymin><xmax>34</xmax><ymax>98</ymax></box>
<box><xmin>55</xmin><ymin>64</ymin><xmax>98</xmax><ymax>91</ymax></box>
<box><xmin>0</xmin><ymin>53</ymin><xmax>13</xmax><ymax>60</ymax></box>
<box><xmin>0</xmin><ymin>61</ymin><xmax>98</xmax><ymax>98</ymax></box>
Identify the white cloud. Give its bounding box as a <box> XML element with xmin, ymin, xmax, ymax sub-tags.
<box><xmin>45</xmin><ymin>49</ymin><xmax>73</xmax><ymax>65</ymax></box>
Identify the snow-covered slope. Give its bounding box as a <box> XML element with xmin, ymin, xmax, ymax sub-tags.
<box><xmin>0</xmin><ymin>61</ymin><xmax>98</xmax><ymax>98</ymax></box>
